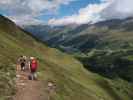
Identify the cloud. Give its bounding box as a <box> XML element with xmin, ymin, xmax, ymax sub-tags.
<box><xmin>49</xmin><ymin>0</ymin><xmax>133</xmax><ymax>26</ymax></box>
<box><xmin>1</xmin><ymin>0</ymin><xmax>133</xmax><ymax>26</ymax></box>
<box><xmin>48</xmin><ymin>2</ymin><xmax>109</xmax><ymax>26</ymax></box>
<box><xmin>1</xmin><ymin>0</ymin><xmax>13</xmax><ymax>4</ymax></box>
<box><xmin>0</xmin><ymin>0</ymin><xmax>75</xmax><ymax>25</ymax></box>
<box><xmin>101</xmin><ymin>0</ymin><xmax>133</xmax><ymax>19</ymax></box>
<box><xmin>8</xmin><ymin>15</ymin><xmax>45</xmax><ymax>25</ymax></box>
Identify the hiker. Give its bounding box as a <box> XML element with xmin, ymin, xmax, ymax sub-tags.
<box><xmin>17</xmin><ymin>56</ymin><xmax>22</xmax><ymax>71</ymax></box>
<box><xmin>29</xmin><ymin>57</ymin><xmax>38</xmax><ymax>80</ymax></box>
<box><xmin>24</xmin><ymin>56</ymin><xmax>30</xmax><ymax>71</ymax></box>
<box><xmin>27</xmin><ymin>57</ymin><xmax>31</xmax><ymax>71</ymax></box>
<box><xmin>18</xmin><ymin>56</ymin><xmax>26</xmax><ymax>71</ymax></box>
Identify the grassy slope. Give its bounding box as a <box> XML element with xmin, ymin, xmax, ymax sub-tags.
<box><xmin>71</xmin><ymin>20</ymin><xmax>133</xmax><ymax>51</ymax></box>
<box><xmin>0</xmin><ymin>15</ymin><xmax>133</xmax><ymax>100</ymax></box>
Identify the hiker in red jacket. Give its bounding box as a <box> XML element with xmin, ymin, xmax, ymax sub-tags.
<box><xmin>29</xmin><ymin>57</ymin><xmax>38</xmax><ymax>80</ymax></box>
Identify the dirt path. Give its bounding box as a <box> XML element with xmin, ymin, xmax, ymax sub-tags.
<box><xmin>13</xmin><ymin>70</ymin><xmax>49</xmax><ymax>100</ymax></box>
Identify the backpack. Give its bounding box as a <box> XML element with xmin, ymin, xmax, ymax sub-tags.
<box><xmin>30</xmin><ymin>59</ymin><xmax>38</xmax><ymax>71</ymax></box>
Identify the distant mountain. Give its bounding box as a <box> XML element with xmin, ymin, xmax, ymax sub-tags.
<box><xmin>24</xmin><ymin>17</ymin><xmax>133</xmax><ymax>52</ymax></box>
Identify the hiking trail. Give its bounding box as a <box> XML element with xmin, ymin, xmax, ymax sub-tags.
<box><xmin>13</xmin><ymin>69</ymin><xmax>53</xmax><ymax>100</ymax></box>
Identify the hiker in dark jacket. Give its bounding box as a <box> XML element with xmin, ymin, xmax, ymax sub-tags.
<box><xmin>18</xmin><ymin>56</ymin><xmax>26</xmax><ymax>71</ymax></box>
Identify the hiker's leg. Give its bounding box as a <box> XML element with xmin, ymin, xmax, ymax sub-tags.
<box><xmin>21</xmin><ymin>64</ymin><xmax>24</xmax><ymax>71</ymax></box>
<box><xmin>31</xmin><ymin>72</ymin><xmax>34</xmax><ymax>80</ymax></box>
<box><xmin>21</xmin><ymin>65</ymin><xmax>23</xmax><ymax>71</ymax></box>
<box><xmin>22</xmin><ymin>66</ymin><xmax>24</xmax><ymax>71</ymax></box>
<box><xmin>33</xmin><ymin>72</ymin><xmax>37</xmax><ymax>80</ymax></box>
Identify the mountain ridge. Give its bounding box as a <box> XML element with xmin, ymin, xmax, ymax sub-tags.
<box><xmin>24</xmin><ymin>17</ymin><xmax>133</xmax><ymax>52</ymax></box>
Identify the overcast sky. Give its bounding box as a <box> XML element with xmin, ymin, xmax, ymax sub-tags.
<box><xmin>0</xmin><ymin>0</ymin><xmax>133</xmax><ymax>26</ymax></box>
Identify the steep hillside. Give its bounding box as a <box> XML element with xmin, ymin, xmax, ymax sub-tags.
<box><xmin>0</xmin><ymin>15</ymin><xmax>133</xmax><ymax>100</ymax></box>
<box><xmin>77</xmin><ymin>49</ymin><xmax>133</xmax><ymax>82</ymax></box>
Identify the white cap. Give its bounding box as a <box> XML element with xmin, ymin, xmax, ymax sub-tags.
<box><xmin>30</xmin><ymin>57</ymin><xmax>34</xmax><ymax>60</ymax></box>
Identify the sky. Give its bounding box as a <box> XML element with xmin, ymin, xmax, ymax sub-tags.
<box><xmin>0</xmin><ymin>0</ymin><xmax>133</xmax><ymax>26</ymax></box>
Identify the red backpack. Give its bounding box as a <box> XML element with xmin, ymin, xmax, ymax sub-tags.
<box><xmin>31</xmin><ymin>59</ymin><xmax>38</xmax><ymax>72</ymax></box>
